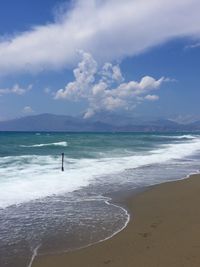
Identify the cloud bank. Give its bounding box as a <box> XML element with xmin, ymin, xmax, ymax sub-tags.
<box><xmin>0</xmin><ymin>0</ymin><xmax>200</xmax><ymax>74</ymax></box>
<box><xmin>55</xmin><ymin>52</ymin><xmax>166</xmax><ymax>117</ymax></box>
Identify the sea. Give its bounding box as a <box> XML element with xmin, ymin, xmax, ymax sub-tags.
<box><xmin>1</xmin><ymin>131</ymin><xmax>200</xmax><ymax>267</ymax></box>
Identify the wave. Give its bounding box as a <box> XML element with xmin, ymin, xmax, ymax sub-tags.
<box><xmin>21</xmin><ymin>141</ymin><xmax>68</xmax><ymax>148</ymax></box>
<box><xmin>156</xmin><ymin>134</ymin><xmax>197</xmax><ymax>140</ymax></box>
<box><xmin>175</xmin><ymin>135</ymin><xmax>196</xmax><ymax>139</ymax></box>
<box><xmin>1</xmin><ymin>136</ymin><xmax>200</xmax><ymax>209</ymax></box>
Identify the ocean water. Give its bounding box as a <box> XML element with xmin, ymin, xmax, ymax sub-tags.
<box><xmin>1</xmin><ymin>132</ymin><xmax>200</xmax><ymax>267</ymax></box>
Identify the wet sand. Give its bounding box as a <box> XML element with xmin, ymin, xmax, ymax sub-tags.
<box><xmin>33</xmin><ymin>174</ymin><xmax>200</xmax><ymax>267</ymax></box>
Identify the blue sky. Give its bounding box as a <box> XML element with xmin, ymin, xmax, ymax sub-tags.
<box><xmin>0</xmin><ymin>0</ymin><xmax>200</xmax><ymax>122</ymax></box>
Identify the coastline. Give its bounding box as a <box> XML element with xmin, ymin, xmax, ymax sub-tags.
<box><xmin>32</xmin><ymin>173</ymin><xmax>200</xmax><ymax>267</ymax></box>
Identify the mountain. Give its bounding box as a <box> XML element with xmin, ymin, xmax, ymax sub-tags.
<box><xmin>85</xmin><ymin>112</ymin><xmax>164</xmax><ymax>126</ymax></box>
<box><xmin>0</xmin><ymin>114</ymin><xmax>113</xmax><ymax>132</ymax></box>
<box><xmin>0</xmin><ymin>113</ymin><xmax>198</xmax><ymax>132</ymax></box>
<box><xmin>188</xmin><ymin>120</ymin><xmax>200</xmax><ymax>130</ymax></box>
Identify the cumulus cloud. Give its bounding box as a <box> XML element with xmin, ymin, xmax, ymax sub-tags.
<box><xmin>0</xmin><ymin>84</ymin><xmax>32</xmax><ymax>96</ymax></box>
<box><xmin>0</xmin><ymin>0</ymin><xmax>200</xmax><ymax>75</ymax></box>
<box><xmin>101</xmin><ymin>63</ymin><xmax>124</xmax><ymax>83</ymax></box>
<box><xmin>55</xmin><ymin>52</ymin><xmax>166</xmax><ymax>117</ymax></box>
<box><xmin>22</xmin><ymin>106</ymin><xmax>34</xmax><ymax>114</ymax></box>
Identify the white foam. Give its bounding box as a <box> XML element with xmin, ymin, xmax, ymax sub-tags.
<box><xmin>1</xmin><ymin>136</ymin><xmax>200</xmax><ymax>209</ymax></box>
<box><xmin>172</xmin><ymin>134</ymin><xmax>197</xmax><ymax>139</ymax></box>
<box><xmin>21</xmin><ymin>141</ymin><xmax>68</xmax><ymax>147</ymax></box>
<box><xmin>27</xmin><ymin>244</ymin><xmax>41</xmax><ymax>267</ymax></box>
<box><xmin>159</xmin><ymin>134</ymin><xmax>196</xmax><ymax>140</ymax></box>
<box><xmin>175</xmin><ymin>134</ymin><xmax>196</xmax><ymax>139</ymax></box>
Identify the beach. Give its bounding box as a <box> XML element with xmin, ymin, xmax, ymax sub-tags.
<box><xmin>1</xmin><ymin>132</ymin><xmax>200</xmax><ymax>267</ymax></box>
<box><xmin>32</xmin><ymin>173</ymin><xmax>200</xmax><ymax>267</ymax></box>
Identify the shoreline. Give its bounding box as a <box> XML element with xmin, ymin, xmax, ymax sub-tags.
<box><xmin>28</xmin><ymin>194</ymin><xmax>131</xmax><ymax>265</ymax></box>
<box><xmin>32</xmin><ymin>173</ymin><xmax>200</xmax><ymax>267</ymax></box>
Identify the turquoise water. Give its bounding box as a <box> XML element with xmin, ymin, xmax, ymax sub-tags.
<box><xmin>1</xmin><ymin>132</ymin><xmax>200</xmax><ymax>267</ymax></box>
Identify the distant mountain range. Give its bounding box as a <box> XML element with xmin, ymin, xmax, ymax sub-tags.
<box><xmin>0</xmin><ymin>113</ymin><xmax>199</xmax><ymax>132</ymax></box>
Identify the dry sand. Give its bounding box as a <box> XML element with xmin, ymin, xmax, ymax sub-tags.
<box><xmin>32</xmin><ymin>174</ymin><xmax>200</xmax><ymax>267</ymax></box>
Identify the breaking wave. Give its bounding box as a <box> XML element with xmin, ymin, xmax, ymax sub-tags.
<box><xmin>1</xmin><ymin>135</ymin><xmax>200</xmax><ymax>209</ymax></box>
<box><xmin>21</xmin><ymin>141</ymin><xmax>68</xmax><ymax>148</ymax></box>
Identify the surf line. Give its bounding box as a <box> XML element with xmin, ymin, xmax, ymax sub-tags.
<box><xmin>102</xmin><ymin>197</ymin><xmax>130</xmax><ymax>241</ymax></box>
<box><xmin>27</xmin><ymin>244</ymin><xmax>41</xmax><ymax>267</ymax></box>
<box><xmin>63</xmin><ymin>196</ymin><xmax>130</xmax><ymax>251</ymax></box>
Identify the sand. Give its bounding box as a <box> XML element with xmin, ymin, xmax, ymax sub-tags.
<box><xmin>32</xmin><ymin>174</ymin><xmax>200</xmax><ymax>267</ymax></box>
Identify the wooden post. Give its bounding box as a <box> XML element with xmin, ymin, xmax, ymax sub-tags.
<box><xmin>61</xmin><ymin>153</ymin><xmax>64</xmax><ymax>171</ymax></box>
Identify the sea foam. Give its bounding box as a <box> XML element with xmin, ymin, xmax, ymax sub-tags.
<box><xmin>21</xmin><ymin>141</ymin><xmax>68</xmax><ymax>148</ymax></box>
<box><xmin>1</xmin><ymin>136</ymin><xmax>200</xmax><ymax>209</ymax></box>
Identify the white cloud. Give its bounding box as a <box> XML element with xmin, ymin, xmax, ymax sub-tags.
<box><xmin>0</xmin><ymin>0</ymin><xmax>200</xmax><ymax>75</ymax></box>
<box><xmin>144</xmin><ymin>94</ymin><xmax>159</xmax><ymax>101</ymax></box>
<box><xmin>55</xmin><ymin>51</ymin><xmax>97</xmax><ymax>99</ymax></box>
<box><xmin>101</xmin><ymin>63</ymin><xmax>124</xmax><ymax>83</ymax></box>
<box><xmin>22</xmin><ymin>106</ymin><xmax>34</xmax><ymax>114</ymax></box>
<box><xmin>0</xmin><ymin>84</ymin><xmax>32</xmax><ymax>96</ymax></box>
<box><xmin>184</xmin><ymin>42</ymin><xmax>200</xmax><ymax>50</ymax></box>
<box><xmin>55</xmin><ymin>52</ymin><xmax>166</xmax><ymax>117</ymax></box>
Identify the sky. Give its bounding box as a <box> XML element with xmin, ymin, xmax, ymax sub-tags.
<box><xmin>0</xmin><ymin>0</ymin><xmax>200</xmax><ymax>122</ymax></box>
